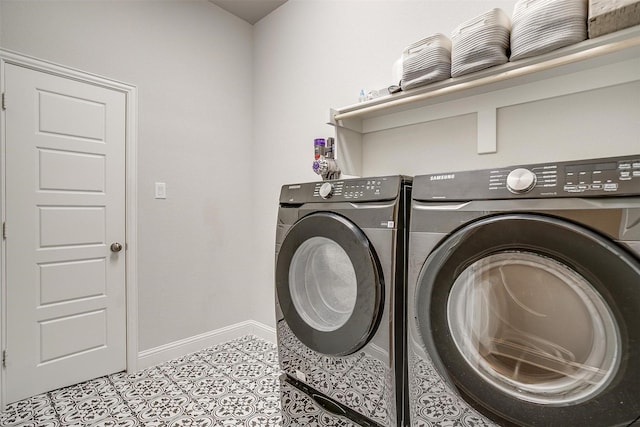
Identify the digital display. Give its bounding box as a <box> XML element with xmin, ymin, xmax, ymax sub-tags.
<box><xmin>565</xmin><ymin>162</ymin><xmax>617</xmax><ymax>173</ymax></box>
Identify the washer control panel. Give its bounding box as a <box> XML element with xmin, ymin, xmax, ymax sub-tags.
<box><xmin>414</xmin><ymin>155</ymin><xmax>640</xmax><ymax>200</ymax></box>
<box><xmin>280</xmin><ymin>176</ymin><xmax>407</xmax><ymax>204</ymax></box>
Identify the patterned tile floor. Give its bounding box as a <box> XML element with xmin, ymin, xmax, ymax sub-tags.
<box><xmin>0</xmin><ymin>335</ymin><xmax>355</xmax><ymax>427</ymax></box>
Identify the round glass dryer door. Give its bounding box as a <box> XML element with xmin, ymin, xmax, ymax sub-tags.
<box><xmin>448</xmin><ymin>251</ymin><xmax>619</xmax><ymax>405</ymax></box>
<box><xmin>276</xmin><ymin>212</ymin><xmax>384</xmax><ymax>356</ymax></box>
<box><xmin>415</xmin><ymin>214</ymin><xmax>640</xmax><ymax>426</ymax></box>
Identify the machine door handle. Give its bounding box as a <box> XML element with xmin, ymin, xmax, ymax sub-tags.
<box><xmin>110</xmin><ymin>242</ymin><xmax>123</xmax><ymax>252</ymax></box>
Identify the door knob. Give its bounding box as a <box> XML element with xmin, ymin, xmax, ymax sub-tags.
<box><xmin>110</xmin><ymin>242</ymin><xmax>123</xmax><ymax>252</ymax></box>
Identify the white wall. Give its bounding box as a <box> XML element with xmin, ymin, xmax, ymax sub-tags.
<box><xmin>251</xmin><ymin>0</ymin><xmax>639</xmax><ymax>326</ymax></box>
<box><xmin>0</xmin><ymin>0</ymin><xmax>255</xmax><ymax>351</ymax></box>
<box><xmin>250</xmin><ymin>0</ymin><xmax>522</xmax><ymax>326</ymax></box>
<box><xmin>3</xmin><ymin>0</ymin><xmax>636</xmax><ymax>352</ymax></box>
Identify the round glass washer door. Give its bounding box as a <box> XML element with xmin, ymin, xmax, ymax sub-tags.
<box><xmin>289</xmin><ymin>236</ymin><xmax>358</xmax><ymax>332</ymax></box>
<box><xmin>276</xmin><ymin>212</ymin><xmax>384</xmax><ymax>356</ymax></box>
<box><xmin>415</xmin><ymin>213</ymin><xmax>640</xmax><ymax>426</ymax></box>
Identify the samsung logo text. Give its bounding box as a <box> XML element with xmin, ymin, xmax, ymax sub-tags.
<box><xmin>430</xmin><ymin>174</ymin><xmax>455</xmax><ymax>181</ymax></box>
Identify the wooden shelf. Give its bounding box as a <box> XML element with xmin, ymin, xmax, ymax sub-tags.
<box><xmin>331</xmin><ymin>25</ymin><xmax>640</xmax><ymax>131</ymax></box>
<box><xmin>328</xmin><ymin>26</ymin><xmax>640</xmax><ymax>176</ymax></box>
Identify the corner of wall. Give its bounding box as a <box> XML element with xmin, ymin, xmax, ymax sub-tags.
<box><xmin>136</xmin><ymin>319</ymin><xmax>276</xmax><ymax>371</ymax></box>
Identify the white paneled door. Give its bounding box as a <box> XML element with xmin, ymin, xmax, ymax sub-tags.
<box><xmin>4</xmin><ymin>63</ymin><xmax>127</xmax><ymax>403</ymax></box>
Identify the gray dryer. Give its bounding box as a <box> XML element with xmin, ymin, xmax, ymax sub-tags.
<box><xmin>407</xmin><ymin>155</ymin><xmax>640</xmax><ymax>426</ymax></box>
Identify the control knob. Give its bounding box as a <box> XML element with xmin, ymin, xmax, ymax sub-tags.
<box><xmin>319</xmin><ymin>182</ymin><xmax>334</xmax><ymax>199</ymax></box>
<box><xmin>506</xmin><ymin>168</ymin><xmax>537</xmax><ymax>194</ymax></box>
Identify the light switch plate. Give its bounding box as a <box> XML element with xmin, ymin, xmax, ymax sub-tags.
<box><xmin>155</xmin><ymin>182</ymin><xmax>167</xmax><ymax>199</ymax></box>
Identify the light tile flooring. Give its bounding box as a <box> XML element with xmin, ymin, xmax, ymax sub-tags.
<box><xmin>0</xmin><ymin>335</ymin><xmax>355</xmax><ymax>427</ymax></box>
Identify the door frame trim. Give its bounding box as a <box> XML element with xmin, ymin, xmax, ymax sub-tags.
<box><xmin>0</xmin><ymin>49</ymin><xmax>139</xmax><ymax>408</ymax></box>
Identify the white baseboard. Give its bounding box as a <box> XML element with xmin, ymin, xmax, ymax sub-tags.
<box><xmin>136</xmin><ymin>320</ymin><xmax>276</xmax><ymax>371</ymax></box>
<box><xmin>245</xmin><ymin>319</ymin><xmax>277</xmax><ymax>343</ymax></box>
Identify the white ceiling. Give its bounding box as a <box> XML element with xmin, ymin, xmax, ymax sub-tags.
<box><xmin>208</xmin><ymin>0</ymin><xmax>288</xmax><ymax>25</ymax></box>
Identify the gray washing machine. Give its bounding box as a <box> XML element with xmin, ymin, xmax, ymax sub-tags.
<box><xmin>407</xmin><ymin>155</ymin><xmax>640</xmax><ymax>427</ymax></box>
<box><xmin>275</xmin><ymin>176</ymin><xmax>412</xmax><ymax>427</ymax></box>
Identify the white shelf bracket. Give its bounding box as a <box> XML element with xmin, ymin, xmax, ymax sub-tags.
<box><xmin>477</xmin><ymin>107</ymin><xmax>497</xmax><ymax>154</ymax></box>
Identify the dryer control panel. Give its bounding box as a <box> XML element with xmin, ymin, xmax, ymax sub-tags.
<box><xmin>414</xmin><ymin>155</ymin><xmax>640</xmax><ymax>200</ymax></box>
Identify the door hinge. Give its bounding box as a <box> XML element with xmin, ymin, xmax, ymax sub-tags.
<box><xmin>2</xmin><ymin>222</ymin><xmax>5</xmax><ymax>240</ymax></box>
<box><xmin>1</xmin><ymin>93</ymin><xmax>5</xmax><ymax>111</ymax></box>
<box><xmin>2</xmin><ymin>350</ymin><xmax>6</xmax><ymax>368</ymax></box>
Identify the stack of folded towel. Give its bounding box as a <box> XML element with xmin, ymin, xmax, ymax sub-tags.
<box><xmin>510</xmin><ymin>0</ymin><xmax>588</xmax><ymax>61</ymax></box>
<box><xmin>451</xmin><ymin>8</ymin><xmax>511</xmax><ymax>77</ymax></box>
<box><xmin>400</xmin><ymin>34</ymin><xmax>452</xmax><ymax>91</ymax></box>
